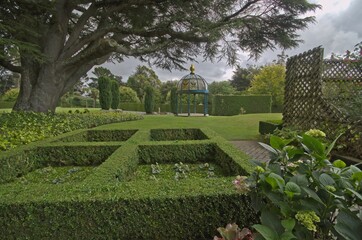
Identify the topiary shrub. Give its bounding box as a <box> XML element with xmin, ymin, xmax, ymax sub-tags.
<box><xmin>111</xmin><ymin>81</ymin><xmax>120</xmax><ymax>109</ymax></box>
<box><xmin>144</xmin><ymin>85</ymin><xmax>155</xmax><ymax>114</ymax></box>
<box><xmin>170</xmin><ymin>87</ymin><xmax>178</xmax><ymax>114</ymax></box>
<box><xmin>98</xmin><ymin>76</ymin><xmax>112</xmax><ymax>110</ymax></box>
<box><xmin>119</xmin><ymin>86</ymin><xmax>140</xmax><ymax>103</ymax></box>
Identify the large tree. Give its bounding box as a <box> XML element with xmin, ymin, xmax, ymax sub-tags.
<box><xmin>127</xmin><ymin>65</ymin><xmax>162</xmax><ymax>101</ymax></box>
<box><xmin>208</xmin><ymin>81</ymin><xmax>237</xmax><ymax>95</ymax></box>
<box><xmin>248</xmin><ymin>64</ymin><xmax>286</xmax><ymax>107</ymax></box>
<box><xmin>230</xmin><ymin>65</ymin><xmax>260</xmax><ymax>92</ymax></box>
<box><xmin>0</xmin><ymin>0</ymin><xmax>319</xmax><ymax>112</ymax></box>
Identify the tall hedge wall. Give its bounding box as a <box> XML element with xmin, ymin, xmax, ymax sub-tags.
<box><xmin>212</xmin><ymin>95</ymin><xmax>272</xmax><ymax>116</ymax></box>
<box><xmin>120</xmin><ymin>102</ymin><xmax>206</xmax><ymax>113</ymax></box>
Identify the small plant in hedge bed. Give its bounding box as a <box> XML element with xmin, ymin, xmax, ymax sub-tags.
<box><xmin>233</xmin><ymin>130</ymin><xmax>362</xmax><ymax>240</ymax></box>
<box><xmin>16</xmin><ymin>166</ymin><xmax>95</xmax><ymax>184</ymax></box>
<box><xmin>133</xmin><ymin>162</ymin><xmax>223</xmax><ymax>181</ymax></box>
<box><xmin>214</xmin><ymin>223</ymin><xmax>255</xmax><ymax>240</ymax></box>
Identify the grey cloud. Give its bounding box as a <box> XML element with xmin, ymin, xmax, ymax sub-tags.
<box><xmin>92</xmin><ymin>0</ymin><xmax>361</xmax><ymax>83</ymax></box>
<box><xmin>333</xmin><ymin>0</ymin><xmax>362</xmax><ymax>36</ymax></box>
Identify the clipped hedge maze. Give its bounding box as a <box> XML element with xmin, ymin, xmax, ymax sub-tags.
<box><xmin>0</xmin><ymin>127</ymin><xmax>257</xmax><ymax>239</ymax></box>
<box><xmin>150</xmin><ymin>128</ymin><xmax>209</xmax><ymax>141</ymax></box>
<box><xmin>57</xmin><ymin>129</ymin><xmax>138</xmax><ymax>142</ymax></box>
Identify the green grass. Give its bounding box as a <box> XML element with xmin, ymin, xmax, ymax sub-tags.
<box><xmin>95</xmin><ymin>113</ymin><xmax>282</xmax><ymax>140</ymax></box>
<box><xmin>0</xmin><ymin>107</ymin><xmax>282</xmax><ymax>140</ymax></box>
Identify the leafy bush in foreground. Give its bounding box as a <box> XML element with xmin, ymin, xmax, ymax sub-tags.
<box><xmin>234</xmin><ymin>130</ymin><xmax>362</xmax><ymax>240</ymax></box>
<box><xmin>0</xmin><ymin>111</ymin><xmax>142</xmax><ymax>151</ymax></box>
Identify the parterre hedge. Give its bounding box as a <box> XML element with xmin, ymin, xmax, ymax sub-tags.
<box><xmin>0</xmin><ymin>127</ymin><xmax>257</xmax><ymax>239</ymax></box>
<box><xmin>212</xmin><ymin>95</ymin><xmax>272</xmax><ymax>116</ymax></box>
<box><xmin>150</xmin><ymin>128</ymin><xmax>209</xmax><ymax>141</ymax></box>
<box><xmin>57</xmin><ymin>129</ymin><xmax>138</xmax><ymax>142</ymax></box>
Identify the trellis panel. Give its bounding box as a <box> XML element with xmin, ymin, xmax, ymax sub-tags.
<box><xmin>283</xmin><ymin>47</ymin><xmax>362</xmax><ymax>159</ymax></box>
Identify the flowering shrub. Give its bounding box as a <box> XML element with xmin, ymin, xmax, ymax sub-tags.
<box><xmin>233</xmin><ymin>130</ymin><xmax>362</xmax><ymax>240</ymax></box>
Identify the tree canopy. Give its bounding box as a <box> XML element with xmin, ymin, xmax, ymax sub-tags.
<box><xmin>208</xmin><ymin>81</ymin><xmax>237</xmax><ymax>95</ymax></box>
<box><xmin>0</xmin><ymin>0</ymin><xmax>320</xmax><ymax>112</ymax></box>
<box><xmin>127</xmin><ymin>65</ymin><xmax>162</xmax><ymax>101</ymax></box>
<box><xmin>229</xmin><ymin>65</ymin><xmax>260</xmax><ymax>92</ymax></box>
<box><xmin>248</xmin><ymin>64</ymin><xmax>286</xmax><ymax>107</ymax></box>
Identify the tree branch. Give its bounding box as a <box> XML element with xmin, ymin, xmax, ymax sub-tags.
<box><xmin>63</xmin><ymin>3</ymin><xmax>97</xmax><ymax>51</ymax></box>
<box><xmin>62</xmin><ymin>54</ymin><xmax>110</xmax><ymax>95</ymax></box>
<box><xmin>223</xmin><ymin>0</ymin><xmax>261</xmax><ymax>22</ymax></box>
<box><xmin>0</xmin><ymin>59</ymin><xmax>22</xmax><ymax>73</ymax></box>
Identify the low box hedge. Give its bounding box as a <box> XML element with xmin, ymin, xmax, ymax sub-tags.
<box><xmin>57</xmin><ymin>129</ymin><xmax>138</xmax><ymax>142</ymax></box>
<box><xmin>259</xmin><ymin>120</ymin><xmax>283</xmax><ymax>135</ymax></box>
<box><xmin>150</xmin><ymin>128</ymin><xmax>209</xmax><ymax>141</ymax></box>
<box><xmin>0</xmin><ymin>127</ymin><xmax>257</xmax><ymax>239</ymax></box>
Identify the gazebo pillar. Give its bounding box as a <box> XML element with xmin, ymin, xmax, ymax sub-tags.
<box><xmin>204</xmin><ymin>94</ymin><xmax>208</xmax><ymax>116</ymax></box>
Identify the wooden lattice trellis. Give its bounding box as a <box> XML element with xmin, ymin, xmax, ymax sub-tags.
<box><xmin>283</xmin><ymin>47</ymin><xmax>362</xmax><ymax>159</ymax></box>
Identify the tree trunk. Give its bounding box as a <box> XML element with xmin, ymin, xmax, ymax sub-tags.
<box><xmin>13</xmin><ymin>59</ymin><xmax>106</xmax><ymax>112</ymax></box>
<box><xmin>13</xmin><ymin>66</ymin><xmax>64</xmax><ymax>112</ymax></box>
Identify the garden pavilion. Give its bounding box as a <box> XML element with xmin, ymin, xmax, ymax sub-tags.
<box><xmin>176</xmin><ymin>64</ymin><xmax>209</xmax><ymax>116</ymax></box>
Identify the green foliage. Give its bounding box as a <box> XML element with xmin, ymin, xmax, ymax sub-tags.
<box><xmin>144</xmin><ymin>85</ymin><xmax>155</xmax><ymax>114</ymax></box>
<box><xmin>1</xmin><ymin>1</ymin><xmax>320</xmax><ymax>112</ymax></box>
<box><xmin>127</xmin><ymin>65</ymin><xmax>161</xmax><ymax>101</ymax></box>
<box><xmin>0</xmin><ymin>111</ymin><xmax>143</xmax><ymax>152</ymax></box>
<box><xmin>209</xmin><ymin>81</ymin><xmax>237</xmax><ymax>95</ymax></box>
<box><xmin>248</xmin><ymin>65</ymin><xmax>286</xmax><ymax>108</ymax></box>
<box><xmin>170</xmin><ymin>87</ymin><xmax>178</xmax><ymax>114</ymax></box>
<box><xmin>98</xmin><ymin>76</ymin><xmax>112</xmax><ymax>110</ymax></box>
<box><xmin>0</xmin><ymin>100</ymin><xmax>15</xmax><ymax>109</ymax></box>
<box><xmin>230</xmin><ymin>65</ymin><xmax>261</xmax><ymax>92</ymax></box>
<box><xmin>135</xmin><ymin>162</ymin><xmax>222</xmax><ymax>181</ymax></box>
<box><xmin>110</xmin><ymin>81</ymin><xmax>120</xmax><ymax>109</ymax></box>
<box><xmin>60</xmin><ymin>95</ymin><xmax>98</xmax><ymax>108</ymax></box>
<box><xmin>58</xmin><ymin>129</ymin><xmax>138</xmax><ymax>142</ymax></box>
<box><xmin>160</xmin><ymin>80</ymin><xmax>177</xmax><ymax>104</ymax></box>
<box><xmin>1</xmin><ymin>88</ymin><xmax>19</xmax><ymax>102</ymax></box>
<box><xmin>119</xmin><ymin>102</ymin><xmax>207</xmax><ymax>113</ymax></box>
<box><xmin>119</xmin><ymin>86</ymin><xmax>140</xmax><ymax>103</ymax></box>
<box><xmin>16</xmin><ymin>166</ymin><xmax>94</xmax><ymax>185</ymax></box>
<box><xmin>0</xmin><ymin>128</ymin><xmax>258</xmax><ymax>239</ymax></box>
<box><xmin>234</xmin><ymin>131</ymin><xmax>362</xmax><ymax>240</ymax></box>
<box><xmin>150</xmin><ymin>128</ymin><xmax>208</xmax><ymax>141</ymax></box>
<box><xmin>259</xmin><ymin>121</ymin><xmax>283</xmax><ymax>135</ymax></box>
<box><xmin>212</xmin><ymin>95</ymin><xmax>272</xmax><ymax>116</ymax></box>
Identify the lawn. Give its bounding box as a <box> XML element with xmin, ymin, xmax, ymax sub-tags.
<box><xmin>95</xmin><ymin>113</ymin><xmax>282</xmax><ymax>140</ymax></box>
<box><xmin>0</xmin><ymin>106</ymin><xmax>282</xmax><ymax>140</ymax></box>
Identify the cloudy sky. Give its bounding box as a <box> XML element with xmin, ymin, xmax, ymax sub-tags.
<box><xmin>97</xmin><ymin>0</ymin><xmax>361</xmax><ymax>83</ymax></box>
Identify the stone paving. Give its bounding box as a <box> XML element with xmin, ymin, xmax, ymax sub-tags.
<box><xmin>230</xmin><ymin>140</ymin><xmax>271</xmax><ymax>162</ymax></box>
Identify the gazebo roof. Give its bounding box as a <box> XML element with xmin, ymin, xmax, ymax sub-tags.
<box><xmin>177</xmin><ymin>65</ymin><xmax>208</xmax><ymax>94</ymax></box>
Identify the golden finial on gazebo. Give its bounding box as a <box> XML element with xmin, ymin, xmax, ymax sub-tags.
<box><xmin>190</xmin><ymin>64</ymin><xmax>195</xmax><ymax>73</ymax></box>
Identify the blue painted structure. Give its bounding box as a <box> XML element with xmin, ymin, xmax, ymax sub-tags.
<box><xmin>176</xmin><ymin>65</ymin><xmax>209</xmax><ymax>116</ymax></box>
